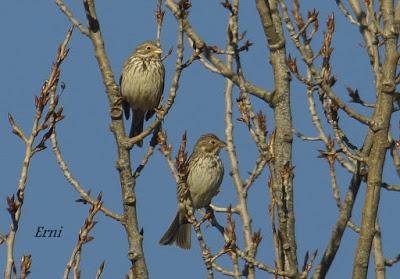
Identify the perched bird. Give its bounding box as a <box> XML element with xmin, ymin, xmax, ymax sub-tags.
<box><xmin>120</xmin><ymin>41</ymin><xmax>165</xmax><ymax>146</ymax></box>
<box><xmin>160</xmin><ymin>133</ymin><xmax>226</xmax><ymax>249</ymax></box>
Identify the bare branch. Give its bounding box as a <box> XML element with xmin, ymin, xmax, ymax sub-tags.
<box><xmin>165</xmin><ymin>0</ymin><xmax>274</xmax><ymax>104</ymax></box>
<box><xmin>300</xmin><ymin>250</ymin><xmax>318</xmax><ymax>279</ymax></box>
<box><xmin>20</xmin><ymin>255</ymin><xmax>32</xmax><ymax>279</ymax></box>
<box><xmin>348</xmin><ymin>0</ymin><xmax>382</xmax><ymax>82</ymax></box>
<box><xmin>243</xmin><ymin>155</ymin><xmax>268</xmax><ymax>191</ymax></box>
<box><xmin>155</xmin><ymin>0</ymin><xmax>165</xmax><ymax>46</ymax></box>
<box><xmin>256</xmin><ymin>0</ymin><xmax>298</xmax><ymax>274</ymax></box>
<box><xmin>385</xmin><ymin>254</ymin><xmax>400</xmax><ymax>267</ymax></box>
<box><xmin>346</xmin><ymin>86</ymin><xmax>375</xmax><ymax>108</ymax></box>
<box><xmin>209</xmin><ymin>204</ymin><xmax>240</xmax><ymax>214</ymax></box>
<box><xmin>381</xmin><ymin>183</ymin><xmax>400</xmax><ymax>191</ymax></box>
<box><xmin>133</xmin><ymin>143</ymin><xmax>157</xmax><ymax>178</ymax></box>
<box><xmin>50</xmin><ymin>125</ymin><xmax>122</xmax><ymax>221</ymax></box>
<box><xmin>223</xmin><ymin>4</ymin><xmax>257</xmax><ymax>277</ymax></box>
<box><xmin>364</xmin><ymin>0</ymin><xmax>385</xmax><ymax>36</ymax></box>
<box><xmin>352</xmin><ymin>0</ymin><xmax>398</xmax><ymax>276</ymax></box>
<box><xmin>7</xmin><ymin>114</ymin><xmax>28</xmax><ymax>143</ymax></box>
<box><xmin>372</xmin><ymin>222</ymin><xmax>386</xmax><ymax>279</ymax></box>
<box><xmin>55</xmin><ymin>0</ymin><xmax>90</xmax><ymax>36</ymax></box>
<box><xmin>389</xmin><ymin>136</ymin><xmax>400</xmax><ymax>177</ymax></box>
<box><xmin>312</xmin><ymin>163</ymin><xmax>362</xmax><ymax>279</ymax></box>
<box><xmin>334</xmin><ymin>0</ymin><xmax>360</xmax><ymax>26</ymax></box>
<box><xmin>211</xmin><ymin>262</ymin><xmax>240</xmax><ymax>277</ymax></box>
<box><xmin>235</xmin><ymin>248</ymin><xmax>295</xmax><ymax>277</ymax></box>
<box><xmin>63</xmin><ymin>194</ymin><xmax>103</xmax><ymax>279</ymax></box>
<box><xmin>4</xmin><ymin>28</ymin><xmax>73</xmax><ymax>279</ymax></box>
<box><xmin>77</xmin><ymin>0</ymin><xmax>153</xmax><ymax>276</ymax></box>
<box><xmin>320</xmin><ymin>84</ymin><xmax>372</xmax><ymax>127</ymax></box>
<box><xmin>267</xmin><ymin>177</ymin><xmax>283</xmax><ymax>274</ymax></box>
<box><xmin>94</xmin><ymin>261</ymin><xmax>105</xmax><ymax>279</ymax></box>
<box><xmin>293</xmin><ymin>129</ymin><xmax>322</xmax><ymax>141</ymax></box>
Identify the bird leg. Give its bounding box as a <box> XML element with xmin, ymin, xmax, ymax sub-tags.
<box><xmin>204</xmin><ymin>206</ymin><xmax>225</xmax><ymax>236</ymax></box>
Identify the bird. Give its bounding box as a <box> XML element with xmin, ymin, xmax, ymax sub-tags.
<box><xmin>160</xmin><ymin>133</ymin><xmax>226</xmax><ymax>249</ymax></box>
<box><xmin>120</xmin><ymin>41</ymin><xmax>165</xmax><ymax>147</ymax></box>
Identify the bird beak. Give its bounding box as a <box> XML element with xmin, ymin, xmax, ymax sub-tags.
<box><xmin>219</xmin><ymin>140</ymin><xmax>227</xmax><ymax>148</ymax></box>
<box><xmin>154</xmin><ymin>48</ymin><xmax>163</xmax><ymax>54</ymax></box>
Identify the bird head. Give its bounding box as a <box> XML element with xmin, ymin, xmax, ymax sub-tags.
<box><xmin>194</xmin><ymin>134</ymin><xmax>226</xmax><ymax>155</ymax></box>
<box><xmin>134</xmin><ymin>41</ymin><xmax>163</xmax><ymax>59</ymax></box>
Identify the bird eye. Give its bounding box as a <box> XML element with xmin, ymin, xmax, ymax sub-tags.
<box><xmin>146</xmin><ymin>46</ymin><xmax>151</xmax><ymax>50</ymax></box>
<box><xmin>211</xmin><ymin>140</ymin><xmax>216</xmax><ymax>145</ymax></box>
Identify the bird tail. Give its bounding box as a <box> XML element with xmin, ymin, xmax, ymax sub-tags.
<box><xmin>159</xmin><ymin>212</ymin><xmax>191</xmax><ymax>249</ymax></box>
<box><xmin>130</xmin><ymin>111</ymin><xmax>144</xmax><ymax>147</ymax></box>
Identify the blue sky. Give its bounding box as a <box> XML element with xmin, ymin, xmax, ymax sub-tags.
<box><xmin>1</xmin><ymin>1</ymin><xmax>399</xmax><ymax>278</ymax></box>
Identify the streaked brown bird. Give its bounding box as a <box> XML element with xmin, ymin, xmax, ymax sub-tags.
<box><xmin>120</xmin><ymin>41</ymin><xmax>165</xmax><ymax>146</ymax></box>
<box><xmin>160</xmin><ymin>133</ymin><xmax>226</xmax><ymax>249</ymax></box>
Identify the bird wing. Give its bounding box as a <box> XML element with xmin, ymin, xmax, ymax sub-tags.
<box><xmin>122</xmin><ymin>100</ymin><xmax>130</xmax><ymax>120</ymax></box>
<box><xmin>145</xmin><ymin>63</ymin><xmax>165</xmax><ymax>121</ymax></box>
<box><xmin>119</xmin><ymin>74</ymin><xmax>130</xmax><ymax>120</ymax></box>
<box><xmin>145</xmin><ymin>109</ymin><xmax>155</xmax><ymax>121</ymax></box>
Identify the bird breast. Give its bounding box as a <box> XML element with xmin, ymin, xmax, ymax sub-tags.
<box><xmin>187</xmin><ymin>155</ymin><xmax>224</xmax><ymax>209</ymax></box>
<box><xmin>121</xmin><ymin>58</ymin><xmax>164</xmax><ymax>111</ymax></box>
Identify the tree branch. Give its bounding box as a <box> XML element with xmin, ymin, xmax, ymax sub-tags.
<box><xmin>352</xmin><ymin>1</ymin><xmax>398</xmax><ymax>276</ymax></box>
<box><xmin>4</xmin><ymin>28</ymin><xmax>72</xmax><ymax>279</ymax></box>
<box><xmin>63</xmin><ymin>194</ymin><xmax>103</xmax><ymax>279</ymax></box>
<box><xmin>256</xmin><ymin>0</ymin><xmax>298</xmax><ymax>274</ymax></box>
<box><xmin>55</xmin><ymin>0</ymin><xmax>90</xmax><ymax>36</ymax></box>
<box><xmin>165</xmin><ymin>0</ymin><xmax>274</xmax><ymax>104</ymax></box>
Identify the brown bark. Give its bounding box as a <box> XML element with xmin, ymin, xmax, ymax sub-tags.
<box><xmin>83</xmin><ymin>1</ymin><xmax>148</xmax><ymax>278</ymax></box>
<box><xmin>352</xmin><ymin>1</ymin><xmax>398</xmax><ymax>278</ymax></box>
<box><xmin>255</xmin><ymin>0</ymin><xmax>298</xmax><ymax>275</ymax></box>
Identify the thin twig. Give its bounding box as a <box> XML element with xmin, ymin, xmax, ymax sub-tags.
<box><xmin>293</xmin><ymin>129</ymin><xmax>322</xmax><ymax>141</ymax></box>
<box><xmin>4</xmin><ymin>28</ymin><xmax>73</xmax><ymax>279</ymax></box>
<box><xmin>381</xmin><ymin>183</ymin><xmax>400</xmax><ymax>191</ymax></box>
<box><xmin>334</xmin><ymin>0</ymin><xmax>360</xmax><ymax>26</ymax></box>
<box><xmin>267</xmin><ymin>177</ymin><xmax>283</xmax><ymax>274</ymax></box>
<box><xmin>20</xmin><ymin>255</ymin><xmax>32</xmax><ymax>279</ymax></box>
<box><xmin>94</xmin><ymin>261</ymin><xmax>105</xmax><ymax>279</ymax></box>
<box><xmin>243</xmin><ymin>155</ymin><xmax>268</xmax><ymax>191</ymax></box>
<box><xmin>212</xmin><ymin>262</ymin><xmax>239</xmax><ymax>277</ymax></box>
<box><xmin>389</xmin><ymin>137</ymin><xmax>400</xmax><ymax>177</ymax></box>
<box><xmin>372</xmin><ymin>222</ymin><xmax>386</xmax><ymax>279</ymax></box>
<box><xmin>7</xmin><ymin>114</ymin><xmax>28</xmax><ymax>143</ymax></box>
<box><xmin>321</xmin><ymin>84</ymin><xmax>372</xmax><ymax>127</ymax></box>
<box><xmin>209</xmin><ymin>204</ymin><xmax>239</xmax><ymax>214</ymax></box>
<box><xmin>235</xmin><ymin>248</ymin><xmax>295</xmax><ymax>277</ymax></box>
<box><xmin>165</xmin><ymin>0</ymin><xmax>274</xmax><ymax>104</ymax></box>
<box><xmin>155</xmin><ymin>0</ymin><xmax>165</xmax><ymax>47</ymax></box>
<box><xmin>223</xmin><ymin>2</ymin><xmax>258</xmax><ymax>277</ymax></box>
<box><xmin>63</xmin><ymin>194</ymin><xmax>103</xmax><ymax>279</ymax></box>
<box><xmin>50</xmin><ymin>123</ymin><xmax>122</xmax><ymax>221</ymax></box>
<box><xmin>133</xmin><ymin>146</ymin><xmax>156</xmax><ymax>178</ymax></box>
<box><xmin>385</xmin><ymin>254</ymin><xmax>400</xmax><ymax>266</ymax></box>
<box><xmin>55</xmin><ymin>0</ymin><xmax>90</xmax><ymax>36</ymax></box>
